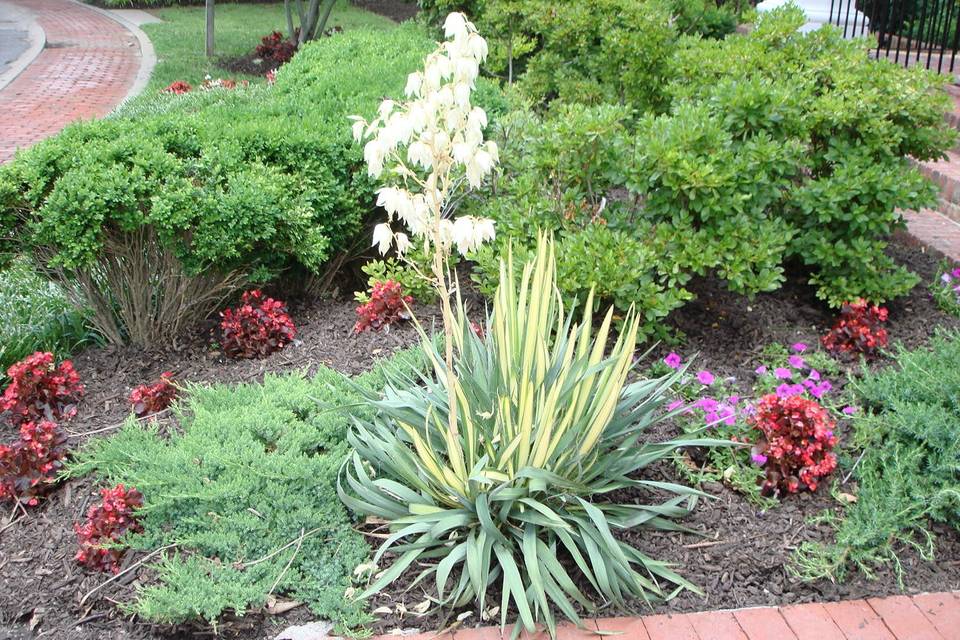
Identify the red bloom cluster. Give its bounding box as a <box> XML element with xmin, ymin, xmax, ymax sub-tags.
<box><xmin>129</xmin><ymin>373</ymin><xmax>177</xmax><ymax>418</ymax></box>
<box><xmin>1</xmin><ymin>352</ymin><xmax>84</xmax><ymax>427</ymax></box>
<box><xmin>163</xmin><ymin>80</ymin><xmax>192</xmax><ymax>95</ymax></box>
<box><xmin>255</xmin><ymin>31</ymin><xmax>298</xmax><ymax>65</ymax></box>
<box><xmin>749</xmin><ymin>394</ymin><xmax>838</xmax><ymax>497</ymax></box>
<box><xmin>0</xmin><ymin>421</ymin><xmax>68</xmax><ymax>505</ymax></box>
<box><xmin>75</xmin><ymin>484</ymin><xmax>144</xmax><ymax>573</ymax></box>
<box><xmin>821</xmin><ymin>299</ymin><xmax>888</xmax><ymax>355</ymax></box>
<box><xmin>354</xmin><ymin>280</ymin><xmax>412</xmax><ymax>333</ymax></box>
<box><xmin>220</xmin><ymin>290</ymin><xmax>297</xmax><ymax>359</ymax></box>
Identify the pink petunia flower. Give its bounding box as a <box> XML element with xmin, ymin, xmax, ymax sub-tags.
<box><xmin>696</xmin><ymin>370</ymin><xmax>715</xmax><ymax>386</ymax></box>
<box><xmin>664</xmin><ymin>352</ymin><xmax>682</xmax><ymax>369</ymax></box>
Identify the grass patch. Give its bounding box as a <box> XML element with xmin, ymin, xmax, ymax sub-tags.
<box><xmin>791</xmin><ymin>331</ymin><xmax>960</xmax><ymax>584</ymax></box>
<box><xmin>137</xmin><ymin>0</ymin><xmax>397</xmax><ymax>98</ymax></box>
<box><xmin>68</xmin><ymin>347</ymin><xmax>428</xmax><ymax>630</ymax></box>
<box><xmin>0</xmin><ymin>259</ymin><xmax>95</xmax><ymax>380</ymax></box>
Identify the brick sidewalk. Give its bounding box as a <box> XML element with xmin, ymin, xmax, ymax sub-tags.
<box><xmin>0</xmin><ymin>0</ymin><xmax>141</xmax><ymax>163</ymax></box>
<box><xmin>374</xmin><ymin>592</ymin><xmax>959</xmax><ymax>639</ymax></box>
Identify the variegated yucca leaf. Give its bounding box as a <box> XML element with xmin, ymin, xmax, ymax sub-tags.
<box><xmin>339</xmin><ymin>235</ymin><xmax>727</xmax><ymax>638</ymax></box>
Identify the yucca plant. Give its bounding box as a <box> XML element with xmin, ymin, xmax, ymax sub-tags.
<box><xmin>340</xmin><ymin>238</ymin><xmax>724</xmax><ymax>638</ymax></box>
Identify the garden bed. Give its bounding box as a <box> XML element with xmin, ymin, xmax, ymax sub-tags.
<box><xmin>1</xmin><ymin>233</ymin><xmax>959</xmax><ymax>640</ymax></box>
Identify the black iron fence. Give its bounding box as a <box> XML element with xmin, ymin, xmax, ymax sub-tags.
<box><xmin>828</xmin><ymin>0</ymin><xmax>960</xmax><ymax>72</ymax></box>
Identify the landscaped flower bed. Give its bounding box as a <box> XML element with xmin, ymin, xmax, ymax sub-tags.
<box><xmin>2</xmin><ymin>1</ymin><xmax>960</xmax><ymax>639</ymax></box>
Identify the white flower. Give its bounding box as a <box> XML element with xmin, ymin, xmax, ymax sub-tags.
<box><xmin>405</xmin><ymin>72</ymin><xmax>423</xmax><ymax>98</ymax></box>
<box><xmin>372</xmin><ymin>223</ymin><xmax>393</xmax><ymax>255</ymax></box>
<box><xmin>395</xmin><ymin>232</ymin><xmax>412</xmax><ymax>255</ymax></box>
<box><xmin>451</xmin><ymin>216</ymin><xmax>475</xmax><ymax>255</ymax></box>
<box><xmin>407</xmin><ymin>140</ymin><xmax>433</xmax><ymax>169</ymax></box>
<box><xmin>474</xmin><ymin>217</ymin><xmax>496</xmax><ymax>244</ymax></box>
<box><xmin>364</xmin><ymin>139</ymin><xmax>386</xmax><ymax>178</ymax></box>
<box><xmin>444</xmin><ymin>12</ymin><xmax>468</xmax><ymax>39</ymax></box>
<box><xmin>350</xmin><ymin>118</ymin><xmax>366</xmax><ymax>143</ymax></box>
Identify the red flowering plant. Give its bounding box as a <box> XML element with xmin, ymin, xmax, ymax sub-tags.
<box><xmin>821</xmin><ymin>299</ymin><xmax>889</xmax><ymax>356</ymax></box>
<box><xmin>162</xmin><ymin>80</ymin><xmax>192</xmax><ymax>95</ymax></box>
<box><xmin>255</xmin><ymin>31</ymin><xmax>298</xmax><ymax>66</ymax></box>
<box><xmin>749</xmin><ymin>393</ymin><xmax>838</xmax><ymax>497</ymax></box>
<box><xmin>219</xmin><ymin>290</ymin><xmax>297</xmax><ymax>359</ymax></box>
<box><xmin>129</xmin><ymin>373</ymin><xmax>177</xmax><ymax>418</ymax></box>
<box><xmin>1</xmin><ymin>352</ymin><xmax>84</xmax><ymax>428</ymax></box>
<box><xmin>0</xmin><ymin>420</ymin><xmax>69</xmax><ymax>506</ymax></box>
<box><xmin>75</xmin><ymin>484</ymin><xmax>144</xmax><ymax>573</ymax></box>
<box><xmin>354</xmin><ymin>280</ymin><xmax>412</xmax><ymax>333</ymax></box>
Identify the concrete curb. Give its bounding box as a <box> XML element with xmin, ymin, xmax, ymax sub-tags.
<box><xmin>0</xmin><ymin>3</ymin><xmax>45</xmax><ymax>92</ymax></box>
<box><xmin>65</xmin><ymin>0</ymin><xmax>156</xmax><ymax>106</ymax></box>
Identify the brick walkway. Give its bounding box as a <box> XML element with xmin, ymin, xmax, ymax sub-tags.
<box><xmin>0</xmin><ymin>0</ymin><xmax>141</xmax><ymax>163</ymax></box>
<box><xmin>375</xmin><ymin>592</ymin><xmax>960</xmax><ymax>640</ymax></box>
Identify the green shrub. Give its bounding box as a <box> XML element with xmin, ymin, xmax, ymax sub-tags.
<box><xmin>342</xmin><ymin>239</ymin><xmax>726</xmax><ymax>637</ymax></box>
<box><xmin>658</xmin><ymin>6</ymin><xmax>953</xmax><ymax>305</ymax></box>
<box><xmin>0</xmin><ymin>25</ymin><xmax>437</xmax><ymax>345</ymax></box>
<box><xmin>791</xmin><ymin>331</ymin><xmax>960</xmax><ymax>584</ymax></box>
<box><xmin>69</xmin><ymin>346</ymin><xmax>430</xmax><ymax>629</ymax></box>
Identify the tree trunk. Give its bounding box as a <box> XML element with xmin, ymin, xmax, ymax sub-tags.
<box><xmin>284</xmin><ymin>0</ymin><xmax>295</xmax><ymax>39</ymax></box>
<box><xmin>205</xmin><ymin>0</ymin><xmax>215</xmax><ymax>57</ymax></box>
<box><xmin>313</xmin><ymin>0</ymin><xmax>336</xmax><ymax>38</ymax></box>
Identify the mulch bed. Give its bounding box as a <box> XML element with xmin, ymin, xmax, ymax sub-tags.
<box><xmin>2</xmin><ymin>232</ymin><xmax>959</xmax><ymax>639</ymax></box>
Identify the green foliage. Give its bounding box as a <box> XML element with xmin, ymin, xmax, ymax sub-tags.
<box><xmin>0</xmin><ymin>25</ymin><xmax>437</xmax><ymax>344</ymax></box>
<box><xmin>0</xmin><ymin>259</ymin><xmax>95</xmax><ymax>381</ymax></box>
<box><xmin>791</xmin><ymin>331</ymin><xmax>960</xmax><ymax>584</ymax></box>
<box><xmin>342</xmin><ymin>239</ymin><xmax>727</xmax><ymax>638</ymax></box>
<box><xmin>69</xmin><ymin>346</ymin><xmax>430</xmax><ymax>629</ymax></box>
<box><xmin>660</xmin><ymin>6</ymin><xmax>952</xmax><ymax>305</ymax></box>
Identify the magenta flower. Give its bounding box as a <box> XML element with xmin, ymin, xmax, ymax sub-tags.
<box><xmin>774</xmin><ymin>367</ymin><xmax>792</xmax><ymax>379</ymax></box>
<box><xmin>842</xmin><ymin>405</ymin><xmax>858</xmax><ymax>415</ymax></box>
<box><xmin>695</xmin><ymin>397</ymin><xmax>719</xmax><ymax>412</ymax></box>
<box><xmin>808</xmin><ymin>369</ymin><xmax>821</xmax><ymax>381</ymax></box>
<box><xmin>791</xmin><ymin>342</ymin><xmax>808</xmax><ymax>353</ymax></box>
<box><xmin>788</xmin><ymin>355</ymin><xmax>805</xmax><ymax>369</ymax></box>
<box><xmin>664</xmin><ymin>352</ymin><xmax>682</xmax><ymax>369</ymax></box>
<box><xmin>705</xmin><ymin>411</ymin><xmax>719</xmax><ymax>424</ymax></box>
<box><xmin>696</xmin><ymin>370</ymin><xmax>715</xmax><ymax>386</ymax></box>
<box><xmin>755</xmin><ymin>365</ymin><xmax>768</xmax><ymax>375</ymax></box>
<box><xmin>718</xmin><ymin>405</ymin><xmax>736</xmax><ymax>426</ymax></box>
<box><xmin>726</xmin><ymin>394</ymin><xmax>740</xmax><ymax>405</ymax></box>
<box><xmin>751</xmin><ymin>453</ymin><xmax>768</xmax><ymax>466</ymax></box>
<box><xmin>667</xmin><ymin>399</ymin><xmax>684</xmax><ymax>412</ymax></box>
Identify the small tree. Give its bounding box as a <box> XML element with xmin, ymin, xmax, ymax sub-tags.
<box><xmin>285</xmin><ymin>0</ymin><xmax>338</xmax><ymax>45</ymax></box>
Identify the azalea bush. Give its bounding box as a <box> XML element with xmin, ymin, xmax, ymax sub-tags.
<box><xmin>75</xmin><ymin>484</ymin><xmax>144</xmax><ymax>573</ymax></box>
<box><xmin>1</xmin><ymin>351</ymin><xmax>83</xmax><ymax>428</ymax></box>
<box><xmin>219</xmin><ymin>290</ymin><xmax>296</xmax><ymax>359</ymax></box>
<box><xmin>342</xmin><ymin>240</ymin><xmax>723</xmax><ymax>636</ymax></box>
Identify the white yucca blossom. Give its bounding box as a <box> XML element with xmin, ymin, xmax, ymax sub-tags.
<box><xmin>348</xmin><ymin>11</ymin><xmax>498</xmax><ymax>258</ymax></box>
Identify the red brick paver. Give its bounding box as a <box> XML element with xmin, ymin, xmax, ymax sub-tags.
<box><xmin>0</xmin><ymin>0</ymin><xmax>141</xmax><ymax>163</ymax></box>
<box><xmin>373</xmin><ymin>592</ymin><xmax>958</xmax><ymax>640</ymax></box>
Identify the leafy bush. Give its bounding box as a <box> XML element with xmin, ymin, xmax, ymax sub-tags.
<box><xmin>75</xmin><ymin>484</ymin><xmax>144</xmax><ymax>573</ymax></box>
<box><xmin>0</xmin><ymin>420</ymin><xmax>69</xmax><ymax>506</ymax></box>
<box><xmin>129</xmin><ymin>373</ymin><xmax>178</xmax><ymax>418</ymax></box>
<box><xmin>821</xmin><ymin>300</ymin><xmax>889</xmax><ymax>356</ymax></box>
<box><xmin>749</xmin><ymin>394</ymin><xmax>838</xmax><ymax>496</ymax></box>
<box><xmin>353</xmin><ymin>280</ymin><xmax>412</xmax><ymax>333</ymax></box>
<box><xmin>0</xmin><ymin>25</ymin><xmax>440</xmax><ymax>345</ymax></box>
<box><xmin>69</xmin><ymin>348</ymin><xmax>429</xmax><ymax>628</ymax></box>
<box><xmin>342</xmin><ymin>240</ymin><xmax>724</xmax><ymax>636</ymax></box>
<box><xmin>219</xmin><ymin>290</ymin><xmax>296</xmax><ymax>359</ymax></box>
<box><xmin>658</xmin><ymin>6</ymin><xmax>953</xmax><ymax>304</ymax></box>
<box><xmin>0</xmin><ymin>259</ymin><xmax>93</xmax><ymax>380</ymax></box>
<box><xmin>255</xmin><ymin>30</ymin><xmax>298</xmax><ymax>66</ymax></box>
<box><xmin>1</xmin><ymin>352</ymin><xmax>83</xmax><ymax>428</ymax></box>
<box><xmin>792</xmin><ymin>331</ymin><xmax>960</xmax><ymax>584</ymax></box>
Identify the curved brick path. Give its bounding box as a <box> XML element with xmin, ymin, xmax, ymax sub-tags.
<box><xmin>371</xmin><ymin>592</ymin><xmax>960</xmax><ymax>640</ymax></box>
<box><xmin>0</xmin><ymin>0</ymin><xmax>141</xmax><ymax>163</ymax></box>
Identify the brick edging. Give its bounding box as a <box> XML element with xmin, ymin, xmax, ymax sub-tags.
<box><xmin>367</xmin><ymin>591</ymin><xmax>960</xmax><ymax>639</ymax></box>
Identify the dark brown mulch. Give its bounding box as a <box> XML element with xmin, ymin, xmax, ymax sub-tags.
<box><xmin>348</xmin><ymin>0</ymin><xmax>419</xmax><ymax>22</ymax></box>
<box><xmin>2</xmin><ymin>233</ymin><xmax>959</xmax><ymax>639</ymax></box>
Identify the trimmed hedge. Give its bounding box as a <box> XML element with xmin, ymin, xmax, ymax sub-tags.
<box><xmin>0</xmin><ymin>25</ymin><xmax>436</xmax><ymax>345</ymax></box>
